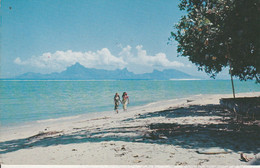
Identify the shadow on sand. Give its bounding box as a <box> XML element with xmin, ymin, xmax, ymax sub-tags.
<box><xmin>1</xmin><ymin>104</ymin><xmax>259</xmax><ymax>156</ymax></box>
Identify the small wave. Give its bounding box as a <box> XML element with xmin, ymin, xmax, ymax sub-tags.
<box><xmin>169</xmin><ymin>78</ymin><xmax>201</xmax><ymax>81</ymax></box>
<box><xmin>36</xmin><ymin>115</ymin><xmax>80</xmax><ymax>123</ymax></box>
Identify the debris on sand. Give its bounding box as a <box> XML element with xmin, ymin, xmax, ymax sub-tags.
<box><xmin>196</xmin><ymin>147</ymin><xmax>231</xmax><ymax>155</ymax></box>
<box><xmin>240</xmin><ymin>153</ymin><xmax>253</xmax><ymax>162</ymax></box>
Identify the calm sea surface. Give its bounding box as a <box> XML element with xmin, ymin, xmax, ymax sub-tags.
<box><xmin>0</xmin><ymin>80</ymin><xmax>259</xmax><ymax>126</ymax></box>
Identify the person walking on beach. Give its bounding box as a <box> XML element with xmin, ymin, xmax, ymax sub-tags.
<box><xmin>122</xmin><ymin>92</ymin><xmax>130</xmax><ymax>112</ymax></box>
<box><xmin>114</xmin><ymin>93</ymin><xmax>121</xmax><ymax>113</ymax></box>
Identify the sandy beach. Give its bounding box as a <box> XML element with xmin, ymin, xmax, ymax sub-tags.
<box><xmin>1</xmin><ymin>92</ymin><xmax>260</xmax><ymax>166</ymax></box>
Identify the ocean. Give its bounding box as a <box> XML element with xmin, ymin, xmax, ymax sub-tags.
<box><xmin>0</xmin><ymin>80</ymin><xmax>259</xmax><ymax>127</ymax></box>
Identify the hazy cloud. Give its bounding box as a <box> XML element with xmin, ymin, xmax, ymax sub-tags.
<box><xmin>14</xmin><ymin>45</ymin><xmax>185</xmax><ymax>74</ymax></box>
<box><xmin>119</xmin><ymin>45</ymin><xmax>185</xmax><ymax>73</ymax></box>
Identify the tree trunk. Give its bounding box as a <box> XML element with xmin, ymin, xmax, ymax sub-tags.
<box><xmin>229</xmin><ymin>62</ymin><xmax>236</xmax><ymax>99</ymax></box>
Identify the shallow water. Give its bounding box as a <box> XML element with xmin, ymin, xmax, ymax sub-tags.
<box><xmin>0</xmin><ymin>80</ymin><xmax>259</xmax><ymax>126</ymax></box>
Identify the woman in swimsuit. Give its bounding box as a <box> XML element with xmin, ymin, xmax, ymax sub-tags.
<box><xmin>122</xmin><ymin>92</ymin><xmax>130</xmax><ymax>112</ymax></box>
<box><xmin>114</xmin><ymin>93</ymin><xmax>121</xmax><ymax>113</ymax></box>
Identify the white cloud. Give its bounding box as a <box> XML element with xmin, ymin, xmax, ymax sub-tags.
<box><xmin>14</xmin><ymin>45</ymin><xmax>186</xmax><ymax>74</ymax></box>
<box><xmin>119</xmin><ymin>45</ymin><xmax>185</xmax><ymax>73</ymax></box>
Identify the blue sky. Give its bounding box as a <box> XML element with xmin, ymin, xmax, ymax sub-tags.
<box><xmin>1</xmin><ymin>0</ymin><xmax>229</xmax><ymax>79</ymax></box>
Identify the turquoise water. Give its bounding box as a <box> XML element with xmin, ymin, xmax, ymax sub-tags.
<box><xmin>0</xmin><ymin>80</ymin><xmax>259</xmax><ymax>126</ymax></box>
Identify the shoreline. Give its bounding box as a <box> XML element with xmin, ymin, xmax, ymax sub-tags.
<box><xmin>1</xmin><ymin>92</ymin><xmax>260</xmax><ymax>165</ymax></box>
<box><xmin>0</xmin><ymin>92</ymin><xmax>198</xmax><ymax>129</ymax></box>
<box><xmin>1</xmin><ymin>92</ymin><xmax>260</xmax><ymax>140</ymax></box>
<box><xmin>2</xmin><ymin>91</ymin><xmax>258</xmax><ymax>128</ymax></box>
<box><xmin>0</xmin><ymin>93</ymin><xmax>219</xmax><ymax>138</ymax></box>
<box><xmin>1</xmin><ymin>78</ymin><xmax>260</xmax><ymax>129</ymax></box>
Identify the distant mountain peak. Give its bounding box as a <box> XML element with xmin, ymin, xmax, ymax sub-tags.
<box><xmin>69</xmin><ymin>62</ymin><xmax>86</xmax><ymax>69</ymax></box>
<box><xmin>74</xmin><ymin>62</ymin><xmax>84</xmax><ymax>67</ymax></box>
<box><xmin>121</xmin><ymin>68</ymin><xmax>129</xmax><ymax>71</ymax></box>
<box><xmin>66</xmin><ymin>62</ymin><xmax>87</xmax><ymax>72</ymax></box>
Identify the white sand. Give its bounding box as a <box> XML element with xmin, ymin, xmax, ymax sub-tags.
<box><xmin>1</xmin><ymin>92</ymin><xmax>260</xmax><ymax>165</ymax></box>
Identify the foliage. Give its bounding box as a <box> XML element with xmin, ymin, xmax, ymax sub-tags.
<box><xmin>170</xmin><ymin>0</ymin><xmax>260</xmax><ymax>82</ymax></box>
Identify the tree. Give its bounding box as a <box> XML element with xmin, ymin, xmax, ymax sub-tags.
<box><xmin>170</xmin><ymin>0</ymin><xmax>260</xmax><ymax>84</ymax></box>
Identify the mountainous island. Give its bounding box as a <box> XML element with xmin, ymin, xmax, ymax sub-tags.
<box><xmin>14</xmin><ymin>63</ymin><xmax>197</xmax><ymax>80</ymax></box>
